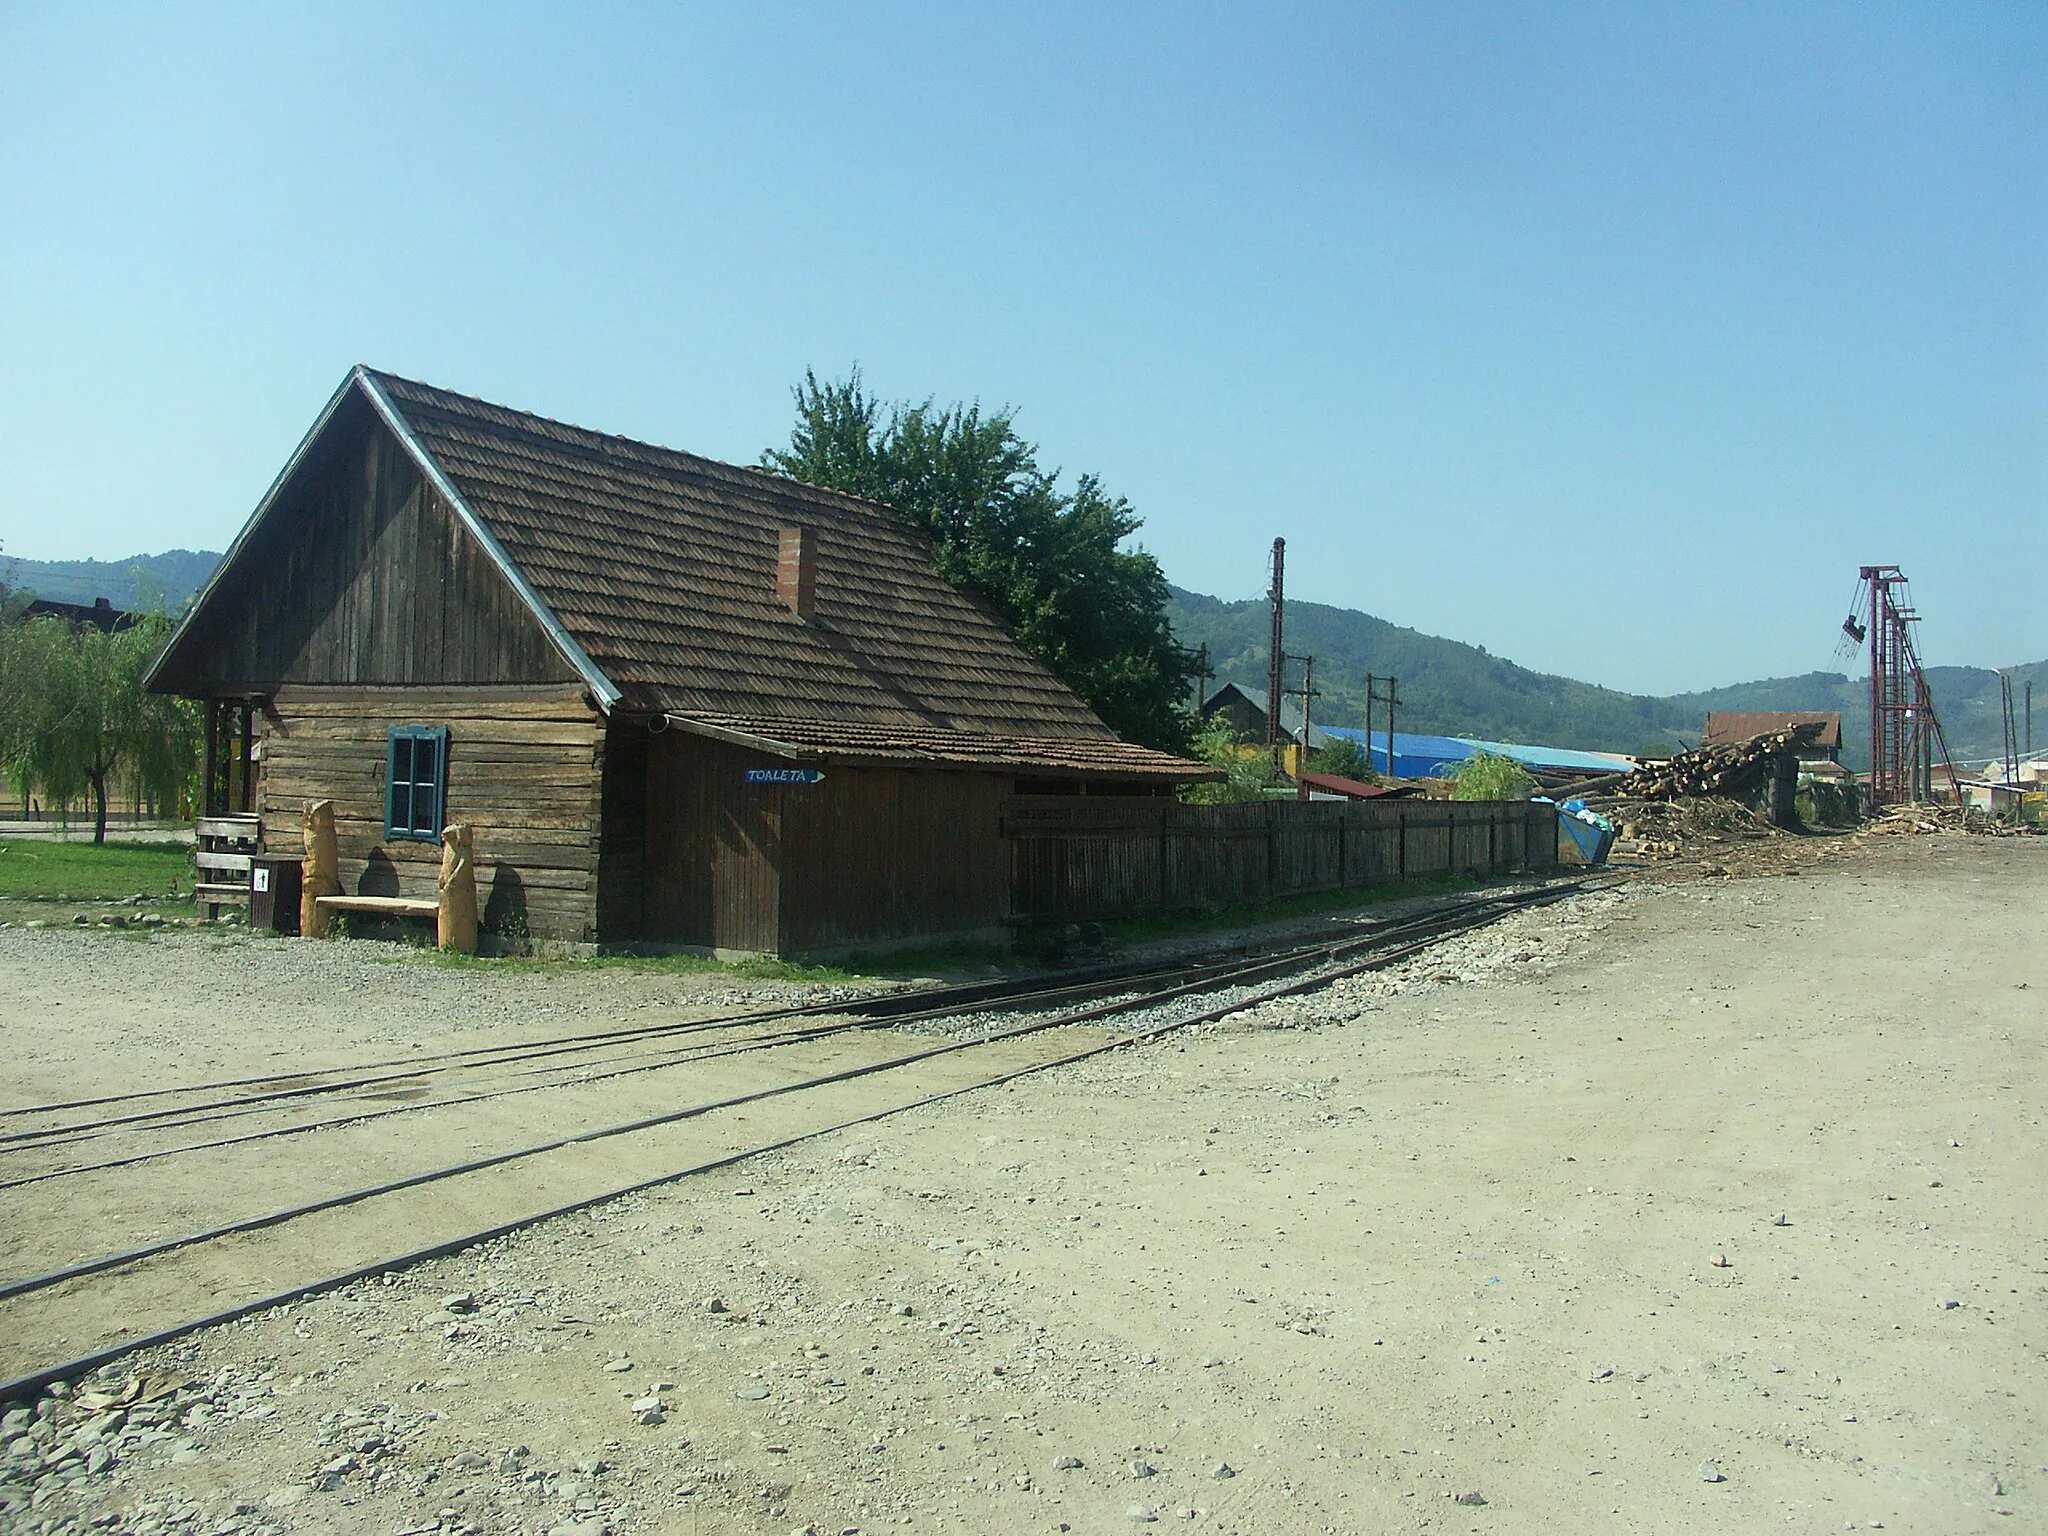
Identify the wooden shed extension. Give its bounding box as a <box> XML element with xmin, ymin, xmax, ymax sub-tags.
<box><xmin>147</xmin><ymin>367</ymin><xmax>1207</xmax><ymax>954</ymax></box>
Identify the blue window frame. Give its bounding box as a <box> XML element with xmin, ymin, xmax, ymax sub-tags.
<box><xmin>385</xmin><ymin>726</ymin><xmax>449</xmax><ymax>842</ymax></box>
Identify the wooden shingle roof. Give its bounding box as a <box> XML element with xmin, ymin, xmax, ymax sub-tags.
<box><xmin>354</xmin><ymin>371</ymin><xmax>1213</xmax><ymax>780</ymax></box>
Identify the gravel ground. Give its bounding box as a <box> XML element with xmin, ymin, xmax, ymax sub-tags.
<box><xmin>2</xmin><ymin>834</ymin><xmax>2042</xmax><ymax>1535</ymax></box>
<box><xmin>0</xmin><ymin>926</ymin><xmax>900</xmax><ymax>1112</ymax></box>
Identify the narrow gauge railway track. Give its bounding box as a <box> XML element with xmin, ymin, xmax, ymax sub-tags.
<box><xmin>0</xmin><ymin>882</ymin><xmax>1593</xmax><ymax>1184</ymax></box>
<box><xmin>0</xmin><ymin>954</ymin><xmax>1262</xmax><ymax>1181</ymax></box>
<box><xmin>0</xmin><ymin>878</ymin><xmax>1599</xmax><ymax>1399</ymax></box>
<box><xmin>19</xmin><ymin>884</ymin><xmax>1576</xmax><ymax>1127</ymax></box>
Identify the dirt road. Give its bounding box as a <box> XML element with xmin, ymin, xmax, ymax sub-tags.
<box><xmin>1</xmin><ymin>834</ymin><xmax>2040</xmax><ymax>1535</ymax></box>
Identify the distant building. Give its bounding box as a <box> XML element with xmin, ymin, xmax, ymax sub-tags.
<box><xmin>1701</xmin><ymin>711</ymin><xmax>1842</xmax><ymax>763</ymax></box>
<box><xmin>1296</xmin><ymin>771</ymin><xmax>1413</xmax><ymax>801</ymax></box>
<box><xmin>1200</xmin><ymin>681</ymin><xmax>1294</xmax><ymax>745</ymax></box>
<box><xmin>22</xmin><ymin>596</ymin><xmax>134</xmax><ymax>633</ymax></box>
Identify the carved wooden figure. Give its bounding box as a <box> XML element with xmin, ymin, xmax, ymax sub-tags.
<box><xmin>300</xmin><ymin>799</ymin><xmax>340</xmax><ymax>938</ymax></box>
<box><xmin>438</xmin><ymin>823</ymin><xmax>479</xmax><ymax>954</ymax></box>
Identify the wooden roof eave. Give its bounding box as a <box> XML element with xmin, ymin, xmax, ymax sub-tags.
<box><xmin>650</xmin><ymin>713</ymin><xmax>1223</xmax><ymax>781</ymax></box>
<box><xmin>143</xmin><ymin>367</ymin><xmax>625</xmax><ymax>712</ymax></box>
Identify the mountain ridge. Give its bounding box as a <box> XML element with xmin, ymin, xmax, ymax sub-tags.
<box><xmin>4</xmin><ymin>550</ymin><xmax>2036</xmax><ymax>769</ymax></box>
<box><xmin>1166</xmin><ymin>586</ymin><xmax>2042</xmax><ymax>771</ymax></box>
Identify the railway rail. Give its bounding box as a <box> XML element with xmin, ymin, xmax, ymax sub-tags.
<box><xmin>0</xmin><ymin>876</ymin><xmax>1602</xmax><ymax>1402</ymax></box>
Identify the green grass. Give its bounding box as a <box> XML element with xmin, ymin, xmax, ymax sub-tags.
<box><xmin>0</xmin><ymin>840</ymin><xmax>192</xmax><ymax>900</ymax></box>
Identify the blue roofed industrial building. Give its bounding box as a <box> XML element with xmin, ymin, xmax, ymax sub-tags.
<box><xmin>1312</xmin><ymin>725</ymin><xmax>1637</xmax><ymax>781</ymax></box>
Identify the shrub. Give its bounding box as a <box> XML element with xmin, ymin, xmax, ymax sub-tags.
<box><xmin>1449</xmin><ymin>750</ymin><xmax>1537</xmax><ymax>801</ymax></box>
<box><xmin>1307</xmin><ymin>737</ymin><xmax>1374</xmax><ymax>782</ymax></box>
<box><xmin>1181</xmin><ymin>720</ymin><xmax>1284</xmax><ymax>804</ymax></box>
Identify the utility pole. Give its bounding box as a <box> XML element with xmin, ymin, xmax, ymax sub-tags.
<box><xmin>2028</xmin><ymin>680</ymin><xmax>2034</xmax><ymax>757</ymax></box>
<box><xmin>1385</xmin><ymin>676</ymin><xmax>1400</xmax><ymax>779</ymax></box>
<box><xmin>1280</xmin><ymin>654</ymin><xmax>1319</xmax><ymax>796</ymax></box>
<box><xmin>1266</xmin><ymin>538</ymin><xmax>1285</xmax><ymax>767</ymax></box>
<box><xmin>1365</xmin><ymin>674</ymin><xmax>1400</xmax><ymax>779</ymax></box>
<box><xmin>2000</xmin><ymin>673</ymin><xmax>2020</xmax><ymax>787</ymax></box>
<box><xmin>1191</xmin><ymin>643</ymin><xmax>1214</xmax><ymax>717</ymax></box>
<box><xmin>1363</xmin><ymin>673</ymin><xmax>1375</xmax><ymax>773</ymax></box>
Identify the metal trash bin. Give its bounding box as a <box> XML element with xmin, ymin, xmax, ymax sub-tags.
<box><xmin>249</xmin><ymin>855</ymin><xmax>303</xmax><ymax>935</ymax></box>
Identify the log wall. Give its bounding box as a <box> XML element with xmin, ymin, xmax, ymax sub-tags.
<box><xmin>256</xmin><ymin>684</ymin><xmax>605</xmax><ymax>942</ymax></box>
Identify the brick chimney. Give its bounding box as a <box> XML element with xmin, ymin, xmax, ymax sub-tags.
<box><xmin>776</xmin><ymin>527</ymin><xmax>818</xmax><ymax>621</ymax></box>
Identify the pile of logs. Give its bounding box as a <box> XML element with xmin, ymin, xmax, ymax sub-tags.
<box><xmin>1613</xmin><ymin>724</ymin><xmax>1821</xmax><ymax>801</ymax></box>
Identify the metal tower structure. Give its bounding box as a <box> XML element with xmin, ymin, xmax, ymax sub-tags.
<box><xmin>1852</xmin><ymin>565</ymin><xmax>1960</xmax><ymax>806</ymax></box>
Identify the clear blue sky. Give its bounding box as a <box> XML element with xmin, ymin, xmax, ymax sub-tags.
<box><xmin>2</xmin><ymin>3</ymin><xmax>2041</xmax><ymax>694</ymax></box>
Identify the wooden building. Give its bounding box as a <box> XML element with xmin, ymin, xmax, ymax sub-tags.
<box><xmin>146</xmin><ymin>367</ymin><xmax>1207</xmax><ymax>955</ymax></box>
<box><xmin>1700</xmin><ymin>711</ymin><xmax>1843</xmax><ymax>764</ymax></box>
<box><xmin>1199</xmin><ymin>681</ymin><xmax>1292</xmax><ymax>745</ymax></box>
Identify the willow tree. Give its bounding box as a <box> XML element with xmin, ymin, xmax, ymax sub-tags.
<box><xmin>0</xmin><ymin>613</ymin><xmax>199</xmax><ymax>841</ymax></box>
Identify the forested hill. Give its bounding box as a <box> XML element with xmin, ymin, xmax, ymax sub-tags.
<box><xmin>2</xmin><ymin>549</ymin><xmax>220</xmax><ymax>611</ymax></box>
<box><xmin>1168</xmin><ymin>587</ymin><xmax>1701</xmax><ymax>756</ymax></box>
<box><xmin>1167</xmin><ymin>586</ymin><xmax>2046</xmax><ymax>770</ymax></box>
<box><xmin>5</xmin><ymin>551</ymin><xmax>2036</xmax><ymax>768</ymax></box>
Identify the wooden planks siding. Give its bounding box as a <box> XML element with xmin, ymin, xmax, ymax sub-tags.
<box><xmin>256</xmin><ymin>685</ymin><xmax>604</xmax><ymax>941</ymax></box>
<box><xmin>641</xmin><ymin>734</ymin><xmax>782</xmax><ymax>954</ymax></box>
<box><xmin>595</xmin><ymin>724</ymin><xmax>650</xmax><ymax>942</ymax></box>
<box><xmin>1005</xmin><ymin>797</ymin><xmax>1559</xmax><ymax>922</ymax></box>
<box><xmin>633</xmin><ymin>737</ymin><xmax>1012</xmax><ymax>956</ymax></box>
<box><xmin>777</xmin><ymin>765</ymin><xmax>1008</xmax><ymax>953</ymax></box>
<box><xmin>164</xmin><ymin>395</ymin><xmax>575</xmax><ymax>693</ymax></box>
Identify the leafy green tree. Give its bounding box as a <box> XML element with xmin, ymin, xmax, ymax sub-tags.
<box><xmin>1307</xmin><ymin>736</ymin><xmax>1374</xmax><ymax>782</ymax></box>
<box><xmin>0</xmin><ymin>614</ymin><xmax>198</xmax><ymax>841</ymax></box>
<box><xmin>764</xmin><ymin>369</ymin><xmax>1199</xmax><ymax>751</ymax></box>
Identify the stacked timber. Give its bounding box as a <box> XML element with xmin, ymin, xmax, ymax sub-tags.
<box><xmin>1613</xmin><ymin>724</ymin><xmax>1819</xmax><ymax>802</ymax></box>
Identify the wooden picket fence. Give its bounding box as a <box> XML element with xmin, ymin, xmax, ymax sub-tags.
<box><xmin>1003</xmin><ymin>796</ymin><xmax>1557</xmax><ymax>921</ymax></box>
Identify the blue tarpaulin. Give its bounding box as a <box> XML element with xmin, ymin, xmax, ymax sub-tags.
<box><xmin>1316</xmin><ymin>726</ymin><xmax>1636</xmax><ymax>782</ymax></box>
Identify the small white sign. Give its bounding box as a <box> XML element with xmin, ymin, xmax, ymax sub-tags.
<box><xmin>252</xmin><ymin>867</ymin><xmax>270</xmax><ymax>892</ymax></box>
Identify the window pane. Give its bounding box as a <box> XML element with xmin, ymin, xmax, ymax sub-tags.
<box><xmin>415</xmin><ymin>737</ymin><xmax>439</xmax><ymax>832</ymax></box>
<box><xmin>390</xmin><ymin>782</ymin><xmax>412</xmax><ymax>831</ymax></box>
<box><xmin>392</xmin><ymin>736</ymin><xmax>414</xmax><ymax>784</ymax></box>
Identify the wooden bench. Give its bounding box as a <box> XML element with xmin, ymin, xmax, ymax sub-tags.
<box><xmin>315</xmin><ymin>895</ymin><xmax>441</xmax><ymax>921</ymax></box>
<box><xmin>300</xmin><ymin>805</ymin><xmax>477</xmax><ymax>954</ymax></box>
